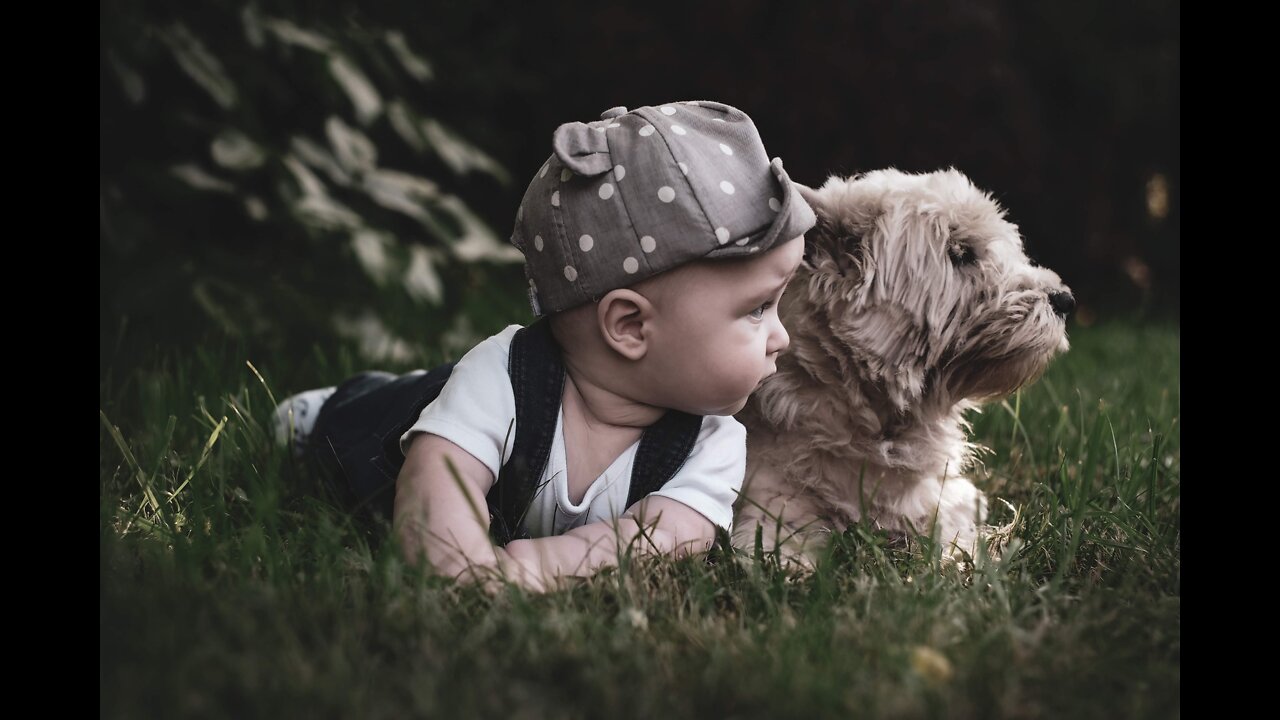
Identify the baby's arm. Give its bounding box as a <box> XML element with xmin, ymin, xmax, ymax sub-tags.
<box><xmin>502</xmin><ymin>496</ymin><xmax>716</xmax><ymax>587</ymax></box>
<box><xmin>393</xmin><ymin>432</ymin><xmax>544</xmax><ymax>590</ymax></box>
<box><xmin>499</xmin><ymin>414</ymin><xmax>743</xmax><ymax>589</ymax></box>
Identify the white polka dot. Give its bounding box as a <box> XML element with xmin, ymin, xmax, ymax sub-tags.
<box><xmin>540</xmin><ymin>163</ymin><xmax>549</xmax><ymax>178</ymax></box>
<box><xmin>658</xmin><ymin>186</ymin><xmax>675</xmax><ymax>203</ymax></box>
<box><xmin>561</xmin><ymin>169</ymin><xmax>572</xmax><ymax>182</ymax></box>
<box><xmin>599</xmin><ymin>183</ymin><xmax>614</xmax><ymax>200</ymax></box>
<box><xmin>661</xmin><ymin>105</ymin><xmax>677</xmax><ymax>115</ymax></box>
<box><xmin>769</xmin><ymin>197</ymin><xmax>781</xmax><ymax>212</ymax></box>
<box><xmin>594</xmin><ymin>126</ymin><xmax>606</xmax><ymax>133</ymax></box>
<box><xmin>715</xmin><ymin>227</ymin><xmax>730</xmax><ymax>244</ymax></box>
<box><xmin>748</xmin><ymin>247</ymin><xmax>760</xmax><ymax>253</ymax></box>
<box><xmin>640</xmin><ymin>235</ymin><xmax>656</xmax><ymax>253</ymax></box>
<box><xmin>534</xmin><ymin>235</ymin><xmax>544</xmax><ymax>251</ymax></box>
<box><xmin>517</xmin><ymin>204</ymin><xmax>524</xmax><ymax>221</ymax></box>
<box><xmin>720</xmin><ymin>181</ymin><xmax>735</xmax><ymax>195</ymax></box>
<box><xmin>686</xmin><ymin>101</ymin><xmax>701</xmax><ymax>106</ymax></box>
<box><xmin>713</xmin><ymin>118</ymin><xmax>726</xmax><ymax>123</ymax></box>
<box><xmin>735</xmin><ymin>237</ymin><xmax>749</xmax><ymax>246</ymax></box>
<box><xmin>551</xmin><ymin>190</ymin><xmax>560</xmax><ymax>207</ymax></box>
<box><xmin>564</xmin><ymin>265</ymin><xmax>578</xmax><ymax>281</ymax></box>
<box><xmin>579</xmin><ymin>234</ymin><xmax>594</xmax><ymax>252</ymax></box>
<box><xmin>678</xmin><ymin>162</ymin><xmax>688</xmax><ymax>175</ymax></box>
<box><xmin>623</xmin><ymin>257</ymin><xmax>639</xmax><ymax>274</ymax></box>
<box><xmin>607</xmin><ymin>122</ymin><xmax>621</xmax><ymax>128</ymax></box>
<box><xmin>614</xmin><ymin>165</ymin><xmax>626</xmax><ymax>181</ymax></box>
<box><xmin>639</xmin><ymin>125</ymin><xmax>655</xmax><ymax>137</ymax></box>
<box><xmin>719</xmin><ymin>143</ymin><xmax>733</xmax><ymax>156</ymax></box>
<box><xmin>671</xmin><ymin>125</ymin><xmax>687</xmax><ymax>135</ymax></box>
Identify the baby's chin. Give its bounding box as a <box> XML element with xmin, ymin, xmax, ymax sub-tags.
<box><xmin>666</xmin><ymin>380</ymin><xmax>768</xmax><ymax>416</ymax></box>
<box><xmin>705</xmin><ymin>396</ymin><xmax>751</xmax><ymax>417</ymax></box>
<box><xmin>710</xmin><ymin>376</ymin><xmax>775</xmax><ymax>416</ymax></box>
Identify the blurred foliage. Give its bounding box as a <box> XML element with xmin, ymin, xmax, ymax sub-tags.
<box><xmin>101</xmin><ymin>0</ymin><xmax>529</xmax><ymax>379</ymax></box>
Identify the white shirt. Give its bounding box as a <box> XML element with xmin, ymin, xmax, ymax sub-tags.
<box><xmin>400</xmin><ymin>325</ymin><xmax>746</xmax><ymax>537</ymax></box>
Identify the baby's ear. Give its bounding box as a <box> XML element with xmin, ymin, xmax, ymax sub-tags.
<box><xmin>597</xmin><ymin>289</ymin><xmax>651</xmax><ymax>361</ymax></box>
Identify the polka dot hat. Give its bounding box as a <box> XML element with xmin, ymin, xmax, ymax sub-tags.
<box><xmin>511</xmin><ymin>100</ymin><xmax>817</xmax><ymax>315</ymax></box>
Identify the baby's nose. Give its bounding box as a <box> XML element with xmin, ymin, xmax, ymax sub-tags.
<box><xmin>768</xmin><ymin>321</ymin><xmax>791</xmax><ymax>355</ymax></box>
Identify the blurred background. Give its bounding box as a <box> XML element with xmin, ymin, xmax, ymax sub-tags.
<box><xmin>100</xmin><ymin>0</ymin><xmax>1179</xmax><ymax>380</ymax></box>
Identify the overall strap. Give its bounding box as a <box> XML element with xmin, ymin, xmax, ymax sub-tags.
<box><xmin>487</xmin><ymin>318</ymin><xmax>706</xmax><ymax>543</ymax></box>
<box><xmin>487</xmin><ymin>318</ymin><xmax>563</xmax><ymax>545</ymax></box>
<box><xmin>627</xmin><ymin>410</ymin><xmax>705</xmax><ymax>508</ymax></box>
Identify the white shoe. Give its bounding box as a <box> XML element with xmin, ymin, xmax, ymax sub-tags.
<box><xmin>271</xmin><ymin>386</ymin><xmax>338</xmax><ymax>457</ymax></box>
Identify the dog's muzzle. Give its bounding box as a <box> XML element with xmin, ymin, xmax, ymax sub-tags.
<box><xmin>1049</xmin><ymin>291</ymin><xmax>1076</xmax><ymax>317</ymax></box>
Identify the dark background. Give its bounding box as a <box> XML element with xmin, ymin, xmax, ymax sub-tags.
<box><xmin>101</xmin><ymin>0</ymin><xmax>1179</xmax><ymax>374</ymax></box>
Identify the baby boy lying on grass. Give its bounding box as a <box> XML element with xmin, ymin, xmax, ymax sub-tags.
<box><xmin>274</xmin><ymin>100</ymin><xmax>815</xmax><ymax>592</ymax></box>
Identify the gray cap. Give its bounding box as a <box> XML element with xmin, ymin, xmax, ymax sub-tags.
<box><xmin>511</xmin><ymin>100</ymin><xmax>817</xmax><ymax>315</ymax></box>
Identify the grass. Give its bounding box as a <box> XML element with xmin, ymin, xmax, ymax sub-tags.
<box><xmin>100</xmin><ymin>318</ymin><xmax>1179</xmax><ymax>719</ymax></box>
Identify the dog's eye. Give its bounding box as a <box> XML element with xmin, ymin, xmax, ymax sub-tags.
<box><xmin>948</xmin><ymin>244</ymin><xmax>977</xmax><ymax>266</ymax></box>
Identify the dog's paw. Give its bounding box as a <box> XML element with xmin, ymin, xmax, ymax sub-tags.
<box><xmin>931</xmin><ymin>478</ymin><xmax>989</xmax><ymax>555</ymax></box>
<box><xmin>975</xmin><ymin>497</ymin><xmax>1022</xmax><ymax>562</ymax></box>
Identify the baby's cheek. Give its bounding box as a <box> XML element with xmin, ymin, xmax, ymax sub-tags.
<box><xmin>722</xmin><ymin>353</ymin><xmax>764</xmax><ymax>389</ymax></box>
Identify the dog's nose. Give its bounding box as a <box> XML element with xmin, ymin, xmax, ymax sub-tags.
<box><xmin>1048</xmin><ymin>291</ymin><xmax>1075</xmax><ymax>317</ymax></box>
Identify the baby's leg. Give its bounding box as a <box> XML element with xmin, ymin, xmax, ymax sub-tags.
<box><xmin>293</xmin><ymin>368</ymin><xmax>453</xmax><ymax>520</ymax></box>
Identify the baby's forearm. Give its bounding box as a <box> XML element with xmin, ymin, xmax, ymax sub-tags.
<box><xmin>505</xmin><ymin>516</ymin><xmax>706</xmax><ymax>585</ymax></box>
<box><xmin>396</xmin><ymin>482</ymin><xmax>497</xmax><ymax>578</ymax></box>
<box><xmin>504</xmin><ymin>520</ymin><xmax>648</xmax><ymax>584</ymax></box>
<box><xmin>394</xmin><ymin>434</ymin><xmax>501</xmax><ymax>578</ymax></box>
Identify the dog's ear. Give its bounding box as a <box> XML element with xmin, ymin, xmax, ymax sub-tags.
<box><xmin>803</xmin><ymin>212</ymin><xmax>864</xmax><ymax>280</ymax></box>
<box><xmin>795</xmin><ymin>182</ymin><xmax>822</xmax><ymax>209</ymax></box>
<box><xmin>796</xmin><ymin>180</ymin><xmax>868</xmax><ymax>281</ymax></box>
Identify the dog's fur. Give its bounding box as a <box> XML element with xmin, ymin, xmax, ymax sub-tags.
<box><xmin>733</xmin><ymin>168</ymin><xmax>1072</xmax><ymax>566</ymax></box>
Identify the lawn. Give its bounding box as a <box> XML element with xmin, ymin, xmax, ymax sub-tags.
<box><xmin>100</xmin><ymin>319</ymin><xmax>1179</xmax><ymax>719</ymax></box>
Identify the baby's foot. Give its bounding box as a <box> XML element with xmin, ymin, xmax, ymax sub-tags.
<box><xmin>271</xmin><ymin>387</ymin><xmax>337</xmax><ymax>458</ymax></box>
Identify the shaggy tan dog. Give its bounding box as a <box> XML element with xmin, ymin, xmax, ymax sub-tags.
<box><xmin>733</xmin><ymin>168</ymin><xmax>1073</xmax><ymax>566</ymax></box>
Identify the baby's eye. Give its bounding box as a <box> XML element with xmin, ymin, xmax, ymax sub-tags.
<box><xmin>749</xmin><ymin>301</ymin><xmax>772</xmax><ymax>320</ymax></box>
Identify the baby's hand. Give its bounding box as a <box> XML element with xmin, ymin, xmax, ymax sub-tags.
<box><xmin>444</xmin><ymin>556</ymin><xmax>540</xmax><ymax>595</ymax></box>
<box><xmin>491</xmin><ymin>545</ymin><xmax>550</xmax><ymax>594</ymax></box>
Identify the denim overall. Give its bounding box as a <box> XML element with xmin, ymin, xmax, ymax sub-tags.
<box><xmin>306</xmin><ymin>319</ymin><xmax>705</xmax><ymax>545</ymax></box>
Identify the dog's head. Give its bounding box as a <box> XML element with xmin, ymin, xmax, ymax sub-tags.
<box><xmin>788</xmin><ymin>167</ymin><xmax>1071</xmax><ymax>412</ymax></box>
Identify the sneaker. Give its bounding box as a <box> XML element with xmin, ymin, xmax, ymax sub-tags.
<box><xmin>271</xmin><ymin>386</ymin><xmax>338</xmax><ymax>458</ymax></box>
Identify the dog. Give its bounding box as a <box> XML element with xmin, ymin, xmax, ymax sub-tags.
<box><xmin>733</xmin><ymin>168</ymin><xmax>1073</xmax><ymax>567</ymax></box>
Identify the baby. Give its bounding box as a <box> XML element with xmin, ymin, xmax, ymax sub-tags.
<box><xmin>274</xmin><ymin>101</ymin><xmax>815</xmax><ymax>591</ymax></box>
